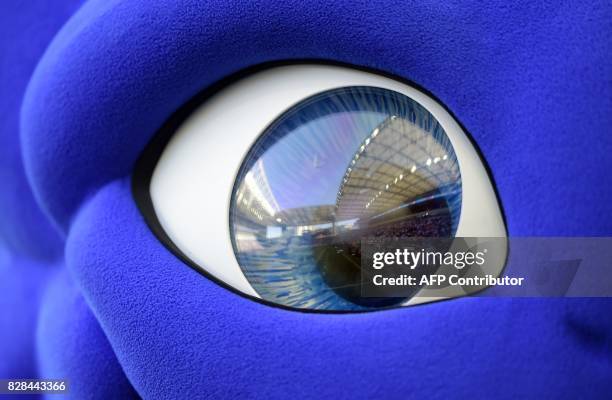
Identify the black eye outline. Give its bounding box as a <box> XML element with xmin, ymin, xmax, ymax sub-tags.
<box><xmin>132</xmin><ymin>60</ymin><xmax>507</xmax><ymax>314</ymax></box>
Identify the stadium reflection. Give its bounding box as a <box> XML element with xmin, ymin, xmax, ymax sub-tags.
<box><xmin>230</xmin><ymin>87</ymin><xmax>461</xmax><ymax>310</ymax></box>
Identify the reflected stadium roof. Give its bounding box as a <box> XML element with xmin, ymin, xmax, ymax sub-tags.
<box><xmin>334</xmin><ymin>116</ymin><xmax>460</xmax><ymax>221</ymax></box>
<box><xmin>234</xmin><ymin>115</ymin><xmax>460</xmax><ymax>228</ymax></box>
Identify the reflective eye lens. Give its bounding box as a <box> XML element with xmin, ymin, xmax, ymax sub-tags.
<box><xmin>146</xmin><ymin>65</ymin><xmax>505</xmax><ymax>312</ymax></box>
<box><xmin>230</xmin><ymin>87</ymin><xmax>461</xmax><ymax>311</ymax></box>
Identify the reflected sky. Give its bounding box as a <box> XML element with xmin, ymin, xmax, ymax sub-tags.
<box><xmin>263</xmin><ymin>111</ymin><xmax>386</xmax><ymax>210</ymax></box>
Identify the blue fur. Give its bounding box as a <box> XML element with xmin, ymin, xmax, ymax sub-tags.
<box><xmin>1</xmin><ymin>0</ymin><xmax>611</xmax><ymax>398</ymax></box>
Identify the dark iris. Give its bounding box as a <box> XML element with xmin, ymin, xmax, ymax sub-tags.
<box><xmin>229</xmin><ymin>87</ymin><xmax>461</xmax><ymax>311</ymax></box>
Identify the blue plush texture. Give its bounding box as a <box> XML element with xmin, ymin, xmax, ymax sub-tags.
<box><xmin>1</xmin><ymin>0</ymin><xmax>611</xmax><ymax>398</ymax></box>
<box><xmin>36</xmin><ymin>268</ymin><xmax>139</xmax><ymax>399</ymax></box>
<box><xmin>1</xmin><ymin>1</ymin><xmax>137</xmax><ymax>399</ymax></box>
<box><xmin>0</xmin><ymin>0</ymin><xmax>71</xmax><ymax>260</ymax></box>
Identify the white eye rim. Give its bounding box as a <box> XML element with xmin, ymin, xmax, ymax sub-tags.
<box><xmin>147</xmin><ymin>64</ymin><xmax>507</xmax><ymax>306</ymax></box>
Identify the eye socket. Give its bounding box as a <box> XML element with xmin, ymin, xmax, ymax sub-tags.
<box><xmin>138</xmin><ymin>64</ymin><xmax>506</xmax><ymax>312</ymax></box>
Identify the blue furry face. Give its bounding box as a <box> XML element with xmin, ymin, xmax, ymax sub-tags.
<box><xmin>1</xmin><ymin>1</ymin><xmax>611</xmax><ymax>398</ymax></box>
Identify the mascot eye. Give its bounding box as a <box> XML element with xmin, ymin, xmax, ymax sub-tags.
<box><xmin>138</xmin><ymin>64</ymin><xmax>505</xmax><ymax>312</ymax></box>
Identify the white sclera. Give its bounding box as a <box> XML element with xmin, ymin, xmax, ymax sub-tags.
<box><xmin>149</xmin><ymin>65</ymin><xmax>506</xmax><ymax>305</ymax></box>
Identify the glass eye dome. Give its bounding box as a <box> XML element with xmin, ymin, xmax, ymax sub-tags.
<box><xmin>229</xmin><ymin>86</ymin><xmax>461</xmax><ymax>311</ymax></box>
